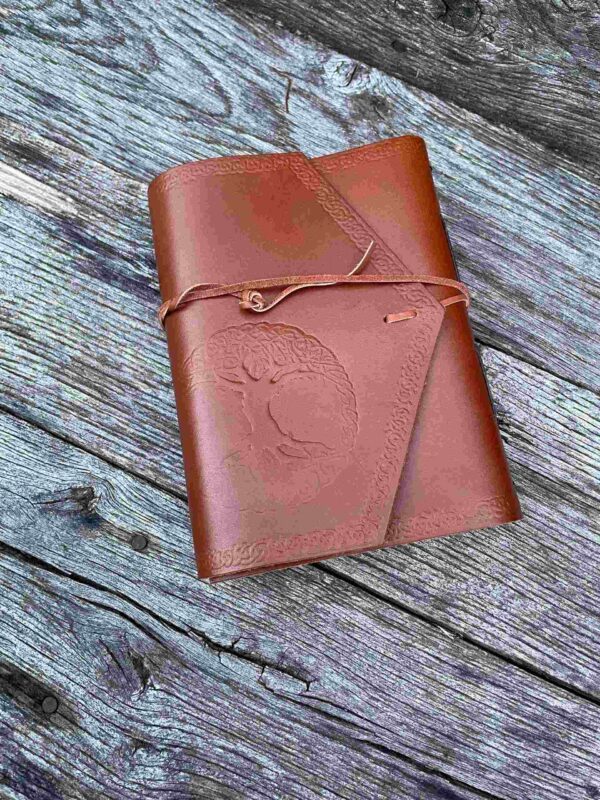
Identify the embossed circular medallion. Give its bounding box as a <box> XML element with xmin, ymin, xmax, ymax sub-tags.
<box><xmin>187</xmin><ymin>323</ymin><xmax>358</xmax><ymax>511</ymax></box>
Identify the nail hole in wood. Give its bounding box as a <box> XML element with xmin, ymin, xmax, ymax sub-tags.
<box><xmin>390</xmin><ymin>40</ymin><xmax>408</xmax><ymax>54</ymax></box>
<box><xmin>41</xmin><ymin>696</ymin><xmax>59</xmax><ymax>715</ymax></box>
<box><xmin>131</xmin><ymin>533</ymin><xmax>149</xmax><ymax>552</ymax></box>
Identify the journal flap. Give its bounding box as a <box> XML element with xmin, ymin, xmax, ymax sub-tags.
<box><xmin>149</xmin><ymin>152</ymin><xmax>445</xmax><ymax>578</ymax></box>
<box><xmin>313</xmin><ymin>137</ymin><xmax>521</xmax><ymax>545</ymax></box>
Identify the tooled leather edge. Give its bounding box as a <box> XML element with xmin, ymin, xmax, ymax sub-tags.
<box><xmin>148</xmin><ymin>136</ymin><xmax>424</xmax><ymax>197</ymax></box>
<box><xmin>198</xmin><ymin>156</ymin><xmax>444</xmax><ymax>578</ymax></box>
<box><xmin>210</xmin><ymin>495</ymin><xmax>521</xmax><ymax>579</ymax></box>
<box><xmin>289</xmin><ymin>154</ymin><xmax>438</xmax><ymax>309</ymax></box>
<box><xmin>387</xmin><ymin>495</ymin><xmax>521</xmax><ymax>544</ymax></box>
<box><xmin>313</xmin><ymin>135</ymin><xmax>425</xmax><ymax>172</ymax></box>
<box><xmin>149</xmin><ymin>153</ymin><xmax>299</xmax><ymax>197</ymax></box>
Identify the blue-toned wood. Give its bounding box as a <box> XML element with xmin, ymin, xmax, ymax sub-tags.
<box><xmin>0</xmin><ymin>1</ymin><xmax>598</xmax><ymax>797</ymax></box>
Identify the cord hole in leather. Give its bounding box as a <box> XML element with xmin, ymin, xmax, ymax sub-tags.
<box><xmin>384</xmin><ymin>309</ymin><xmax>418</xmax><ymax>323</ymax></box>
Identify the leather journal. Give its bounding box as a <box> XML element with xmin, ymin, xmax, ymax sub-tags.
<box><xmin>148</xmin><ymin>136</ymin><xmax>521</xmax><ymax>582</ymax></box>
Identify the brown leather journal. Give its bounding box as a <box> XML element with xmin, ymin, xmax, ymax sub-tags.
<box><xmin>148</xmin><ymin>136</ymin><xmax>521</xmax><ymax>582</ymax></box>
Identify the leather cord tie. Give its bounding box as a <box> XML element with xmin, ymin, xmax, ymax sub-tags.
<box><xmin>158</xmin><ymin>241</ymin><xmax>470</xmax><ymax>327</ymax></box>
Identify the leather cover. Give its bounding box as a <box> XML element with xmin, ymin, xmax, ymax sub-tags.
<box><xmin>148</xmin><ymin>136</ymin><xmax>521</xmax><ymax>581</ymax></box>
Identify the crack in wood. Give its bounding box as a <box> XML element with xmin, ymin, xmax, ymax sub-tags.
<box><xmin>0</xmin><ymin>539</ymin><xmax>512</xmax><ymax>798</ymax></box>
<box><xmin>0</xmin><ymin>406</ymin><xmax>598</xmax><ymax>795</ymax></box>
<box><xmin>0</xmin><ymin>537</ymin><xmax>312</xmax><ymax>697</ymax></box>
<box><xmin>0</xmin><ymin>383</ymin><xmax>597</xmax><ymax>702</ymax></box>
<box><xmin>0</xmin><ymin>419</ymin><xmax>598</xmax><ymax>713</ymax></box>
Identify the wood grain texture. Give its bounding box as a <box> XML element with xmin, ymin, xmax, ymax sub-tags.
<box><xmin>219</xmin><ymin>0</ymin><xmax>600</xmax><ymax>169</ymax></box>
<box><xmin>0</xmin><ymin>411</ymin><xmax>599</xmax><ymax>800</ymax></box>
<box><xmin>0</xmin><ymin>1</ymin><xmax>599</xmax><ymax>796</ymax></box>
<box><xmin>0</xmin><ymin>554</ymin><xmax>488</xmax><ymax>800</ymax></box>
<box><xmin>0</xmin><ymin>3</ymin><xmax>598</xmax><ymax>389</ymax></box>
<box><xmin>0</xmin><ymin>0</ymin><xmax>597</xmax><ymax>695</ymax></box>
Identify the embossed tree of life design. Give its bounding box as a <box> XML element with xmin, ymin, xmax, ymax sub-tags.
<box><xmin>187</xmin><ymin>322</ymin><xmax>359</xmax><ymax>511</ymax></box>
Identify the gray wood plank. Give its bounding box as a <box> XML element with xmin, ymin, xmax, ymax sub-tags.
<box><xmin>0</xmin><ymin>0</ymin><xmax>598</xmax><ymax>388</ymax></box>
<box><xmin>0</xmin><ymin>113</ymin><xmax>599</xmax><ymax>696</ymax></box>
<box><xmin>0</xmin><ymin>6</ymin><xmax>599</xmax><ymax>794</ymax></box>
<box><xmin>0</xmin><ymin>555</ymin><xmax>487</xmax><ymax>800</ymax></box>
<box><xmin>327</xmin><ymin>469</ymin><xmax>600</xmax><ymax>697</ymax></box>
<box><xmin>0</xmin><ymin>410</ymin><xmax>599</xmax><ymax>800</ymax></box>
<box><xmin>219</xmin><ymin>0</ymin><xmax>600</xmax><ymax>168</ymax></box>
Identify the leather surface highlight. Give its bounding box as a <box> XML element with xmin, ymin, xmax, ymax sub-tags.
<box><xmin>148</xmin><ymin>137</ymin><xmax>521</xmax><ymax>581</ymax></box>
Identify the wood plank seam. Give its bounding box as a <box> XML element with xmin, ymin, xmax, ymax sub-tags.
<box><xmin>0</xmin><ymin>404</ymin><xmax>598</xmax><ymax>795</ymax></box>
<box><xmin>280</xmin><ymin>693</ymin><xmax>507</xmax><ymax>800</ymax></box>
<box><xmin>0</xmin><ymin>537</ymin><xmax>311</xmax><ymax>694</ymax></box>
<box><xmin>0</xmin><ymin>540</ymin><xmax>509</xmax><ymax>799</ymax></box>
<box><xmin>316</xmin><ymin>560</ymin><xmax>600</xmax><ymax>710</ymax></box>
<box><xmin>218</xmin><ymin>0</ymin><xmax>600</xmax><ymax>169</ymax></box>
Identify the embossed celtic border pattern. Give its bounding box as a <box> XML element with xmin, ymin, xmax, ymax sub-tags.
<box><xmin>205</xmin><ymin>495</ymin><xmax>519</xmax><ymax>575</ymax></box>
<box><xmin>149</xmin><ymin>135</ymin><xmax>425</xmax><ymax>196</ymax></box>
<box><xmin>288</xmin><ymin>155</ymin><xmax>438</xmax><ymax>316</ymax></box>
<box><xmin>150</xmin><ymin>153</ymin><xmax>301</xmax><ymax>196</ymax></box>
<box><xmin>313</xmin><ymin>135</ymin><xmax>425</xmax><ymax>173</ymax></box>
<box><xmin>386</xmin><ymin>495</ymin><xmax>518</xmax><ymax>545</ymax></box>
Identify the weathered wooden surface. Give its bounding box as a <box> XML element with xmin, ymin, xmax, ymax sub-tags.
<box><xmin>1</xmin><ymin>4</ymin><xmax>598</xmax><ymax>389</ymax></box>
<box><xmin>0</xmin><ymin>0</ymin><xmax>598</xmax><ymax>797</ymax></box>
<box><xmin>222</xmin><ymin>0</ymin><xmax>600</xmax><ymax>168</ymax></box>
<box><xmin>1</xmin><ymin>413</ymin><xmax>599</xmax><ymax>800</ymax></box>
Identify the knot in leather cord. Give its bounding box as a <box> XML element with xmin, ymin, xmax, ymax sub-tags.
<box><xmin>239</xmin><ymin>289</ymin><xmax>267</xmax><ymax>311</ymax></box>
<box><xmin>158</xmin><ymin>241</ymin><xmax>470</xmax><ymax>327</ymax></box>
